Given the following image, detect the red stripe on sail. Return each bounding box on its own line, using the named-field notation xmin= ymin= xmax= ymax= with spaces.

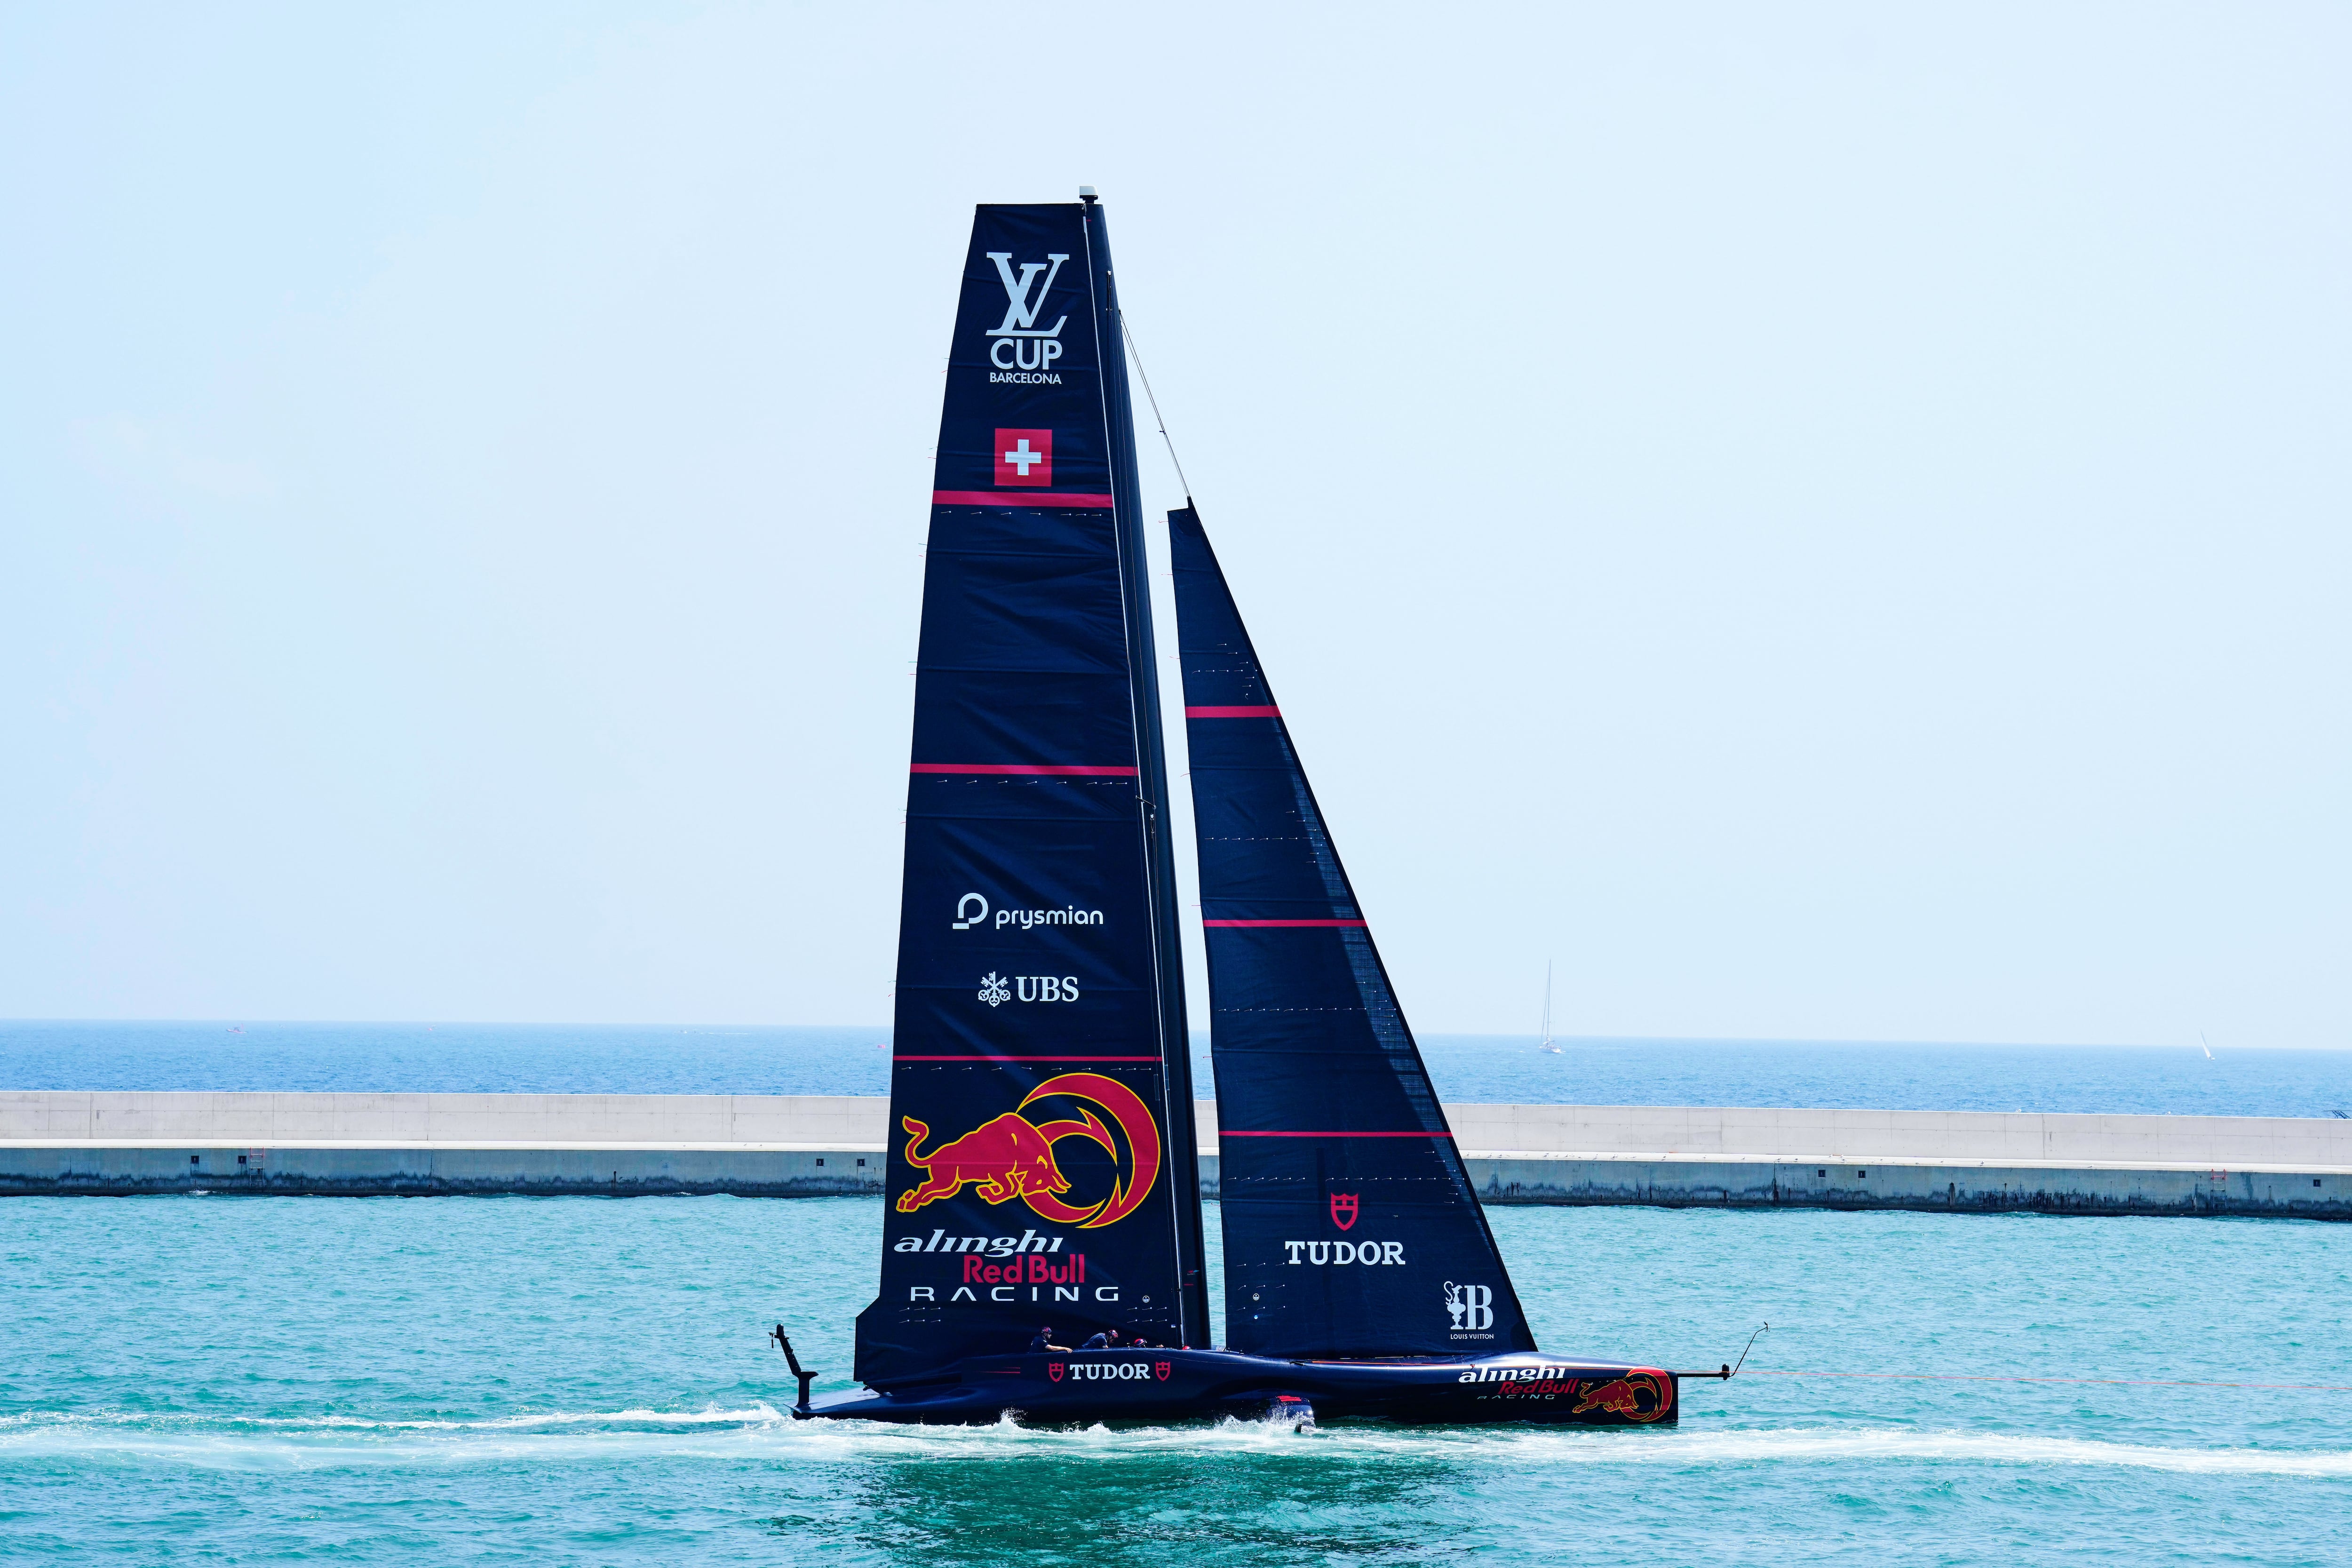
xmin=1185 ymin=705 xmax=1281 ymax=718
xmin=1221 ymin=1130 xmax=1455 ymax=1138
xmin=931 ymin=490 xmax=1116 ymax=508
xmin=1201 ymin=918 xmax=1367 ymax=927
xmin=893 ymin=1054 xmax=1162 ymax=1062
xmin=910 ymin=763 xmax=1139 ymax=776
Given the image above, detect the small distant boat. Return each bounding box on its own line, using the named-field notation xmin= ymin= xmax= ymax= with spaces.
xmin=2200 ymin=1030 xmax=2214 ymax=1061
xmin=1538 ymin=962 xmax=1560 ymax=1054
xmin=769 ymin=190 xmax=1722 ymax=1430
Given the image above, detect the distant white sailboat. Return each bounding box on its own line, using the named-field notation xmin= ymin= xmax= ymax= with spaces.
xmin=1538 ymin=961 xmax=1560 ymax=1054
xmin=2199 ymin=1029 xmax=2214 ymax=1061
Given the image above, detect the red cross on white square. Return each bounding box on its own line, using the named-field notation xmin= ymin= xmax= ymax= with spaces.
xmin=993 ymin=428 xmax=1052 ymax=487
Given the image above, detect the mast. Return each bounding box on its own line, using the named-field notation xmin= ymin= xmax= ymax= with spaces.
xmin=1081 ymin=192 xmax=1210 ymax=1347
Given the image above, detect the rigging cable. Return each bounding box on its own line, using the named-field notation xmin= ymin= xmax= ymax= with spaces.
xmin=1120 ymin=310 xmax=1193 ymax=504
xmin=1739 ymin=1371 xmax=2352 ymax=1393
xmin=1703 ymin=1325 xmax=2352 ymax=1393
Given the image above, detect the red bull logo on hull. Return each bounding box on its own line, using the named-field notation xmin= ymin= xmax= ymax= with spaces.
xmin=1568 ymin=1374 xmax=1672 ymax=1421
xmin=895 ymin=1072 xmax=1161 ymax=1229
xmin=1453 ymin=1364 xmax=1675 ymax=1422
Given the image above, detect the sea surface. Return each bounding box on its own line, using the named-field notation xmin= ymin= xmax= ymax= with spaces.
xmin=6 ymin=1019 xmax=2352 ymax=1117
xmin=2 ymin=1194 xmax=2347 ymax=1564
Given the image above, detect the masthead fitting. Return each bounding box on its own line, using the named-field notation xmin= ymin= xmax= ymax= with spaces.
xmin=1078 ymin=185 xmax=1098 ymax=203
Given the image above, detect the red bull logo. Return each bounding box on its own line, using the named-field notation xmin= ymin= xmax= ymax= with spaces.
xmin=1455 ymin=1364 xmax=1674 ymax=1420
xmin=896 ymin=1072 xmax=1160 ymax=1229
xmin=1569 ymin=1372 xmax=1673 ymax=1423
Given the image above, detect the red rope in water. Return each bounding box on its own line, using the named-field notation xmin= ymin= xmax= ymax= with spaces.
xmin=1738 ymin=1370 xmax=2352 ymax=1393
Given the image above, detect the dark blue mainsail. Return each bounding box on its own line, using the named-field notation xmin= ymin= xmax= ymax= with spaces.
xmin=853 ymin=202 xmax=1206 ymax=1387
xmin=1171 ymin=507 xmax=1537 ymax=1360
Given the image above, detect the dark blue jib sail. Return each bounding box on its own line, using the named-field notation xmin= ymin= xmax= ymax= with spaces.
xmin=853 ymin=202 xmax=1206 ymax=1387
xmin=1171 ymin=507 xmax=1536 ymax=1360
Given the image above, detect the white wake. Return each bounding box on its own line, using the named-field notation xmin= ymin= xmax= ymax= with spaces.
xmin=1 ymin=1409 xmax=2346 ymax=1478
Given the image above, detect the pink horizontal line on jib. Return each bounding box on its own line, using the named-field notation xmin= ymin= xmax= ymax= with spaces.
xmin=1185 ymin=705 xmax=1282 ymax=718
xmin=1223 ymin=1130 xmax=1454 ymax=1138
xmin=910 ymin=764 xmax=1139 ymax=776
xmin=1201 ymin=918 xmax=1367 ymax=927
xmin=931 ymin=490 xmax=1116 ymax=508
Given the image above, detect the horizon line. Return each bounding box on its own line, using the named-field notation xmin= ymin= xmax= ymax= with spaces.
xmin=0 ymin=1018 xmax=2340 ymax=1052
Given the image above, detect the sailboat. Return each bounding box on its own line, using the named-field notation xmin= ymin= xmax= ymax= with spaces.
xmin=1538 ymin=962 xmax=1561 ymax=1054
xmin=779 ymin=193 xmax=1704 ymax=1427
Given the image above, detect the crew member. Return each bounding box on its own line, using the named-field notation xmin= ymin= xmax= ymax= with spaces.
xmin=1080 ymin=1328 xmax=1123 ymax=1350
xmin=1027 ymin=1326 xmax=1070 ymax=1353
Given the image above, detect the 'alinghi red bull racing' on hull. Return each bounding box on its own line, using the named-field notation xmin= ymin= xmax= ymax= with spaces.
xmin=781 ymin=191 xmax=1721 ymax=1429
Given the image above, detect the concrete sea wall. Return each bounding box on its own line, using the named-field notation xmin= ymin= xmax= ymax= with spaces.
xmin=4 ymin=1091 xmax=2348 ymax=1218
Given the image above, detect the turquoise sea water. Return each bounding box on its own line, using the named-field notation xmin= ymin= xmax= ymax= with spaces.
xmin=3 ymin=1195 xmax=2347 ymax=1564
xmin=7 ymin=1020 xmax=2352 ymax=1116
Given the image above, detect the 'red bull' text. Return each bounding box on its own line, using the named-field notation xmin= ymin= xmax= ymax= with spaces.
xmin=964 ymin=1253 xmax=1085 ymax=1286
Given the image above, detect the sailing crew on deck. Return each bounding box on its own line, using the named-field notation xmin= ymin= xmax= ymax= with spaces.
xmin=1080 ymin=1329 xmax=1124 ymax=1350
xmin=1028 ymin=1327 xmax=1070 ymax=1353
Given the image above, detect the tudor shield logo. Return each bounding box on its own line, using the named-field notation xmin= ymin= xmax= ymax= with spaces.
xmin=1048 ymin=1361 xmax=1064 ymax=1382
xmin=1329 ymin=1193 xmax=1359 ymax=1231
xmin=1155 ymin=1361 xmax=1171 ymax=1382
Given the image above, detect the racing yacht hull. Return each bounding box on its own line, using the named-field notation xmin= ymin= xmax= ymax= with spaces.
xmin=800 ymin=1348 xmax=1680 ymax=1427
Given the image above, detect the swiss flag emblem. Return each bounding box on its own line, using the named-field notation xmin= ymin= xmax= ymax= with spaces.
xmin=993 ymin=428 xmax=1052 ymax=487
xmin=1047 ymin=1361 xmax=1064 ymax=1382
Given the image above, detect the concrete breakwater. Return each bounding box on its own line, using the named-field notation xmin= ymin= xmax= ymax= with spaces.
xmin=4 ymin=1091 xmax=2348 ymax=1218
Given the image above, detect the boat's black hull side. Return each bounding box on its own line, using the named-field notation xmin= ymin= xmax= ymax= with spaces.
xmin=799 ymin=1349 xmax=1678 ymax=1426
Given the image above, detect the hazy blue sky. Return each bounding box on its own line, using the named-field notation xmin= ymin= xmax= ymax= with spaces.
xmin=3 ymin=3 xmax=2345 ymax=1045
